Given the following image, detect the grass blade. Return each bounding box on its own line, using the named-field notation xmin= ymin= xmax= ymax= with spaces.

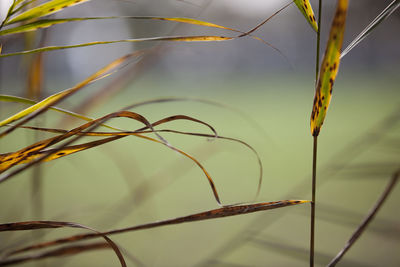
xmin=0 ymin=221 xmax=126 ymax=267
xmin=3 ymin=200 xmax=309 ymax=257
xmin=293 ymin=0 xmax=318 ymax=32
xmin=310 ymin=0 xmax=348 ymax=136
xmin=0 ymin=36 xmax=233 ymax=57
xmin=327 ymin=169 xmax=399 ymax=266
xmin=0 ymin=51 xmax=143 ymax=137
xmin=0 ymin=16 xmax=242 ymax=36
xmin=5 ymin=0 xmax=92 ymax=25
xmin=341 ymin=0 xmax=400 ymax=58
xmin=0 ymin=243 xmax=109 ymax=266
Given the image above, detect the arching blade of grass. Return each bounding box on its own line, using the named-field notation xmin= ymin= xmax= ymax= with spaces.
xmin=0 ymin=111 xmax=225 ymax=204
xmin=293 ymin=0 xmax=318 ymax=32
xmin=8 ymin=124 xmax=263 ymax=200
xmin=0 ymin=51 xmax=144 ymax=137
xmin=2 ymin=200 xmax=309 ymax=259
xmin=0 ymin=111 xmax=153 ymax=173
xmin=0 ymin=242 xmax=110 ymax=266
xmin=0 ymin=36 xmax=233 ymax=58
xmin=0 ymin=114 xmax=218 ymax=172
xmin=327 ymin=169 xmax=399 ymax=267
xmin=4 ymin=0 xmax=92 ymax=25
xmin=341 ymin=0 xmax=400 ymax=58
xmin=310 ymin=0 xmax=348 ymax=137
xmin=0 ymin=221 xmax=127 ymax=267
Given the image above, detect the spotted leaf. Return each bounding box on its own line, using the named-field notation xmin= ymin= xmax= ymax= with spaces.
xmin=294 ymin=0 xmax=318 ymax=32
xmin=311 ymin=0 xmax=348 ymax=136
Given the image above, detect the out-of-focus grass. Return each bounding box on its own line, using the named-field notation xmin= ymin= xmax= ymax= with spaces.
xmin=0 ymin=72 xmax=399 ymax=266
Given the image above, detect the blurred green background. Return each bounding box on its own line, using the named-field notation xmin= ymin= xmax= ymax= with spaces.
xmin=0 ymin=0 xmax=399 ymax=266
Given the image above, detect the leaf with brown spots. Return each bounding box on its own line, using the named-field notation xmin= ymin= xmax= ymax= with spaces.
xmin=1 ymin=200 xmax=309 ymax=260
xmin=293 ymin=0 xmax=318 ymax=32
xmin=5 ymin=0 xmax=92 ymax=25
xmin=310 ymin=0 xmax=348 ymax=136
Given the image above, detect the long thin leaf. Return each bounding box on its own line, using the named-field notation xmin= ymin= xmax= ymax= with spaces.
xmin=0 ymin=94 xmax=121 ymax=132
xmin=341 ymin=0 xmax=400 ymax=58
xmin=0 ymin=221 xmax=126 ymax=267
xmin=5 ymin=0 xmax=92 ymax=25
xmin=0 ymin=16 xmax=241 ymax=36
xmin=327 ymin=169 xmax=399 ymax=266
xmin=0 ymin=243 xmax=109 ymax=266
xmin=310 ymin=0 xmax=348 ymax=136
xmin=0 ymin=51 xmax=144 ymax=137
xmin=0 ymin=111 xmax=223 ymax=204
xmin=3 ymin=200 xmax=309 ymax=257
xmin=0 ymin=35 xmax=233 ymax=58
xmin=293 ymin=0 xmax=318 ymax=32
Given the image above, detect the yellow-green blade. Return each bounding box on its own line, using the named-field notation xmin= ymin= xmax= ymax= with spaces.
xmin=0 ymin=52 xmax=139 ymax=132
xmin=311 ymin=0 xmax=348 ymax=136
xmin=0 ymin=16 xmax=239 ymax=36
xmin=0 ymin=35 xmax=233 ymax=57
xmin=5 ymin=0 xmax=91 ymax=25
xmin=293 ymin=0 xmax=318 ymax=32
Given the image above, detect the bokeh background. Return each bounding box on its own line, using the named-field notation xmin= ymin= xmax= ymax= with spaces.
xmin=1 ymin=0 xmax=399 ymax=266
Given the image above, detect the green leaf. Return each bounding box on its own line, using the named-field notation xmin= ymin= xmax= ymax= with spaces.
xmin=5 ymin=0 xmax=92 ymax=25
xmin=310 ymin=0 xmax=348 ymax=136
xmin=293 ymin=0 xmax=318 ymax=32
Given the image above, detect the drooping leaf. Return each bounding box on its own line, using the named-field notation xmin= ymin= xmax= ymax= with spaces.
xmin=0 ymin=111 xmax=223 ymax=204
xmin=0 ymin=220 xmax=126 ymax=267
xmin=5 ymin=0 xmax=92 ymax=25
xmin=341 ymin=0 xmax=400 ymax=58
xmin=3 ymin=200 xmax=309 ymax=258
xmin=293 ymin=0 xmax=318 ymax=32
xmin=0 ymin=243 xmax=110 ymax=266
xmin=310 ymin=0 xmax=348 ymax=136
xmin=0 ymin=51 xmax=144 ymax=137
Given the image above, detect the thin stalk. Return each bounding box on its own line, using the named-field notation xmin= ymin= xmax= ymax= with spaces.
xmin=311 ymin=1 xmax=322 ymax=266
xmin=310 ymin=135 xmax=318 ymax=267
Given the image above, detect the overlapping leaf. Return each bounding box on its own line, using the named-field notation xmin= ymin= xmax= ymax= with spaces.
xmin=0 ymin=51 xmax=144 ymax=137
xmin=293 ymin=0 xmax=318 ymax=32
xmin=310 ymin=0 xmax=348 ymax=136
xmin=5 ymin=0 xmax=92 ymax=25
xmin=0 ymin=220 xmax=126 ymax=267
xmin=0 ymin=16 xmax=240 ymax=36
xmin=1 ymin=200 xmax=309 ymax=264
xmin=0 ymin=3 xmax=291 ymax=57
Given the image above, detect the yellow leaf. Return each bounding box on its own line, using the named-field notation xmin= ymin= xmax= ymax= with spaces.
xmin=311 ymin=0 xmax=348 ymax=136
xmin=294 ymin=0 xmax=318 ymax=32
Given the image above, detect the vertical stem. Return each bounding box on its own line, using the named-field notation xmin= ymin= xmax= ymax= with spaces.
xmin=311 ymin=2 xmax=322 ymax=266
xmin=310 ymin=135 xmax=318 ymax=267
